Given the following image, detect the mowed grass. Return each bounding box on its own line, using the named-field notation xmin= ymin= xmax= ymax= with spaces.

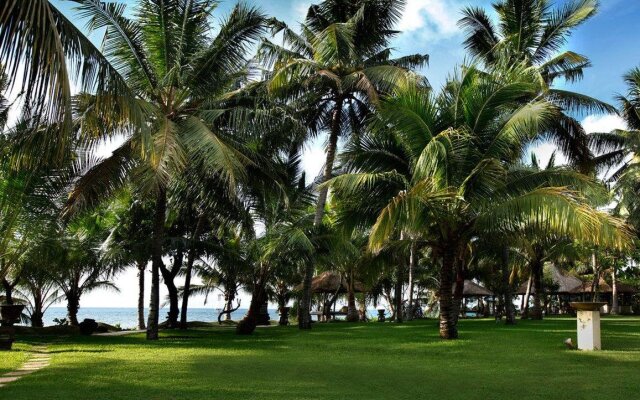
xmin=0 ymin=342 xmax=31 ymax=375
xmin=1 ymin=317 xmax=639 ymax=399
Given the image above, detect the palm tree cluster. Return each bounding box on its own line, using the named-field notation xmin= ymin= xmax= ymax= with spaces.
xmin=0 ymin=0 xmax=637 ymax=341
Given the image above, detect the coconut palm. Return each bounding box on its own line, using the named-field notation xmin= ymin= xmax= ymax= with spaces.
xmin=15 ymin=243 xmax=65 ymax=327
xmin=590 ymin=68 xmax=640 ymax=228
xmin=260 ymin=0 xmax=428 ymax=330
xmin=0 ymin=1 xmax=137 ymax=165
xmin=459 ymin=0 xmax=615 ymax=171
xmin=102 ymin=193 xmax=154 ymax=330
xmin=328 ymin=63 xmax=631 ymax=339
xmin=60 ymin=1 xmax=268 ymax=340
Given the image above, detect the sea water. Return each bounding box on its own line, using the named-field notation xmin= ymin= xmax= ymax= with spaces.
xmin=40 ymin=307 xmax=269 ymax=329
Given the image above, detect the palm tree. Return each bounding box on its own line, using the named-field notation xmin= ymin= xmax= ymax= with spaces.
xmin=102 ymin=194 xmax=154 ymax=330
xmin=459 ymin=0 xmax=615 ymax=171
xmin=15 ymin=243 xmax=65 ymax=327
xmin=260 ymin=0 xmax=428 ymax=330
xmin=60 ymin=1 xmax=269 ymax=340
xmin=236 ymin=152 xmax=317 ymax=334
xmin=49 ymin=210 xmax=121 ymax=326
xmin=0 ymin=1 xmax=135 ymax=165
xmin=328 ymin=63 xmax=631 ymax=339
xmin=590 ymin=67 xmax=640 ymax=228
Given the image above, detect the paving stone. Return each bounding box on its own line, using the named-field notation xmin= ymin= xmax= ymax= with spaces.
xmin=0 ymin=377 xmax=20 ymax=384
xmin=4 ymin=370 xmax=34 ymax=377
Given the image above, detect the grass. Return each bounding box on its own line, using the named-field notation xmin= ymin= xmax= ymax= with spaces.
xmin=0 ymin=342 xmax=31 ymax=375
xmin=1 ymin=317 xmax=639 ymax=399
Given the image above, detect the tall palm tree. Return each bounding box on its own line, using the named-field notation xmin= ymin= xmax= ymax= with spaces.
xmin=590 ymin=67 xmax=640 ymax=228
xmin=328 ymin=63 xmax=631 ymax=339
xmin=102 ymin=193 xmax=154 ymax=330
xmin=60 ymin=1 xmax=268 ymax=340
xmin=459 ymin=0 xmax=615 ymax=171
xmin=260 ymin=0 xmax=428 ymax=330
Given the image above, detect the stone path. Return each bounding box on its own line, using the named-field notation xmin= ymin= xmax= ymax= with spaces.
xmin=0 ymin=345 xmax=49 ymax=388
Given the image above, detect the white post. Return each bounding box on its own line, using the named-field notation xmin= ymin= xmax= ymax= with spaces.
xmin=576 ymin=310 xmax=601 ymax=350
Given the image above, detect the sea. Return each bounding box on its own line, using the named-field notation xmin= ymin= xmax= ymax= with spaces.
xmin=39 ymin=307 xmax=272 ymax=329
xmin=34 ymin=306 xmax=386 ymax=328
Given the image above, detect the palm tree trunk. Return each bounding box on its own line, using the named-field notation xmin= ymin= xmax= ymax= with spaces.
xmin=161 ymin=268 xmax=179 ymax=328
xmin=301 ymin=98 xmax=343 ymax=330
xmin=67 ymin=293 xmax=80 ymax=326
xmin=346 ymin=273 xmax=358 ymax=322
xmin=147 ymin=188 xmax=167 ymax=341
xmin=521 ymin=273 xmax=533 ymax=319
xmin=31 ymin=290 xmax=44 ymax=328
xmin=502 ymin=246 xmax=515 ymax=325
xmin=237 ymin=276 xmax=266 ymax=335
xmin=452 ymin=264 xmax=464 ymax=324
xmin=2 ymin=278 xmax=13 ymax=304
xmin=531 ymin=258 xmax=543 ymax=320
xmin=611 ymin=265 xmax=619 ymax=314
xmin=591 ymin=251 xmax=600 ymax=302
xmin=137 ymin=260 xmax=146 ymax=330
xmin=407 ymin=241 xmax=416 ymax=320
xmin=439 ymin=245 xmax=458 ymax=339
xmin=180 ymin=215 xmax=205 ymax=329
xmin=395 ymin=263 xmax=404 ymax=323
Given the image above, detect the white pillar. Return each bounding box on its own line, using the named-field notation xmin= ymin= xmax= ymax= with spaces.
xmin=576 ymin=310 xmax=601 ymax=350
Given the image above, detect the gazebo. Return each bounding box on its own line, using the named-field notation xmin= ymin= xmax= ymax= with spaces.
xmin=571 ymin=278 xmax=637 ymax=314
xmin=516 ymin=264 xmax=583 ymax=296
xmin=295 ymin=271 xmax=365 ymax=320
xmin=454 ymin=280 xmax=494 ymax=317
xmin=294 ymin=271 xmax=365 ymax=294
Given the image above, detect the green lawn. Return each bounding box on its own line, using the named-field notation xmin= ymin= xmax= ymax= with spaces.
xmin=1 ymin=317 xmax=639 ymax=399
xmin=0 ymin=342 xmax=31 ymax=375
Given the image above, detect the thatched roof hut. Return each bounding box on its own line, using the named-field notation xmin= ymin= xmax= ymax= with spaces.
xmin=294 ymin=271 xmax=366 ymax=294
xmin=571 ymin=278 xmax=637 ymax=294
xmin=453 ymin=280 xmax=494 ymax=297
xmin=516 ymin=264 xmax=583 ymax=295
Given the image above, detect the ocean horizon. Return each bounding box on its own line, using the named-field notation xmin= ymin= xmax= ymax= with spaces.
xmin=27 ymin=306 xmax=388 ymax=328
xmin=37 ymin=307 xmax=272 ymax=329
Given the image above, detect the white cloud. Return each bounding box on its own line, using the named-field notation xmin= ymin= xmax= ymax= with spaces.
xmin=398 ymin=0 xmax=460 ymax=39
xmin=581 ymin=114 xmax=627 ymax=134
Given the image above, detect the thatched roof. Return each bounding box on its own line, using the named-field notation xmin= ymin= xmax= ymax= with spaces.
xmin=516 ymin=264 xmax=583 ymax=295
xmin=294 ymin=271 xmax=366 ymax=294
xmin=571 ymin=278 xmax=637 ymax=294
xmin=453 ymin=280 xmax=494 ymax=297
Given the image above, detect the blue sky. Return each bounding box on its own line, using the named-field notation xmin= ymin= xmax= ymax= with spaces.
xmin=50 ymin=0 xmax=640 ymax=309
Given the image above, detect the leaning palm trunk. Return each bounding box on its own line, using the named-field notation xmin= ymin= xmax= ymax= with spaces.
xmin=439 ymin=246 xmax=458 ymax=339
xmin=521 ymin=273 xmax=533 ymax=319
xmin=147 ymin=189 xmax=167 ymax=341
xmin=237 ymin=266 xmax=268 ymax=335
xmin=300 ymin=100 xmax=344 ymax=330
xmin=137 ymin=260 xmax=146 ymax=330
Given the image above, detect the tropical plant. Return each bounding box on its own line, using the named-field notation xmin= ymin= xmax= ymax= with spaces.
xmin=459 ymin=0 xmax=615 ymax=171
xmin=260 ymin=0 xmax=429 ymax=330
xmin=60 ymin=0 xmax=269 ymax=340
xmin=328 ymin=63 xmax=631 ymax=339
